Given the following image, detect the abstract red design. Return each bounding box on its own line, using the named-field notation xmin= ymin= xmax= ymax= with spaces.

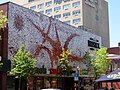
xmin=14 ymin=14 xmax=24 ymax=31
xmin=28 ymin=18 xmax=84 ymax=68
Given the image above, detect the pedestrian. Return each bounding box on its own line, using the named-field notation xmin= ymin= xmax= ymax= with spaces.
xmin=105 ymin=84 xmax=108 ymax=90
xmin=51 ymin=79 xmax=57 ymax=88
xmin=44 ymin=80 xmax=50 ymax=89
xmin=110 ymin=87 xmax=115 ymax=90
xmin=105 ymin=87 xmax=108 ymax=90
xmin=80 ymin=85 xmax=84 ymax=90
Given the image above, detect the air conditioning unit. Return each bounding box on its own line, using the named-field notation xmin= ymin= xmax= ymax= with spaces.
xmin=75 ymin=14 xmax=78 ymax=16
xmin=74 ymin=22 xmax=78 ymax=25
xmin=64 ymin=16 xmax=68 ymax=18
xmin=65 ymin=8 xmax=68 ymax=10
xmin=55 ymin=10 xmax=59 ymax=13
xmin=75 ymin=6 xmax=78 ymax=8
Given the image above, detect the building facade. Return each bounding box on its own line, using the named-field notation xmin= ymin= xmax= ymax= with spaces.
xmin=0 ymin=2 xmax=101 ymax=70
xmin=10 ymin=0 xmax=110 ymax=47
xmin=0 ymin=2 xmax=102 ymax=89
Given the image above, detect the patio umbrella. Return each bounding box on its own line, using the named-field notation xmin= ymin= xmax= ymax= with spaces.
xmin=95 ymin=68 xmax=120 ymax=82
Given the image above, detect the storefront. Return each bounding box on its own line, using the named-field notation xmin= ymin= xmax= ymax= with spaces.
xmin=7 ymin=74 xmax=95 ymax=90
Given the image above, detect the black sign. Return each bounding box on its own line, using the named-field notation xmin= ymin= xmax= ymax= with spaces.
xmin=0 ymin=59 xmax=11 ymax=72
xmin=88 ymin=40 xmax=100 ymax=48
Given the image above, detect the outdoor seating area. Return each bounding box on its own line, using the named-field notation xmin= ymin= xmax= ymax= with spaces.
xmin=95 ymin=68 xmax=120 ymax=89
xmin=7 ymin=74 xmax=95 ymax=90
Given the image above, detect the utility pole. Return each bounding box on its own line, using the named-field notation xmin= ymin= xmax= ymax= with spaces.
xmin=0 ymin=27 xmax=8 ymax=90
xmin=0 ymin=10 xmax=8 ymax=90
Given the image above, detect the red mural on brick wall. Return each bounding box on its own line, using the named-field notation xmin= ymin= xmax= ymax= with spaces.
xmin=28 ymin=18 xmax=84 ymax=68
xmin=14 ymin=14 xmax=24 ymax=31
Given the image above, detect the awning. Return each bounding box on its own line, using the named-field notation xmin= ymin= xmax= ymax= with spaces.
xmin=108 ymin=54 xmax=120 ymax=63
xmin=111 ymin=58 xmax=120 ymax=63
xmin=95 ymin=69 xmax=120 ymax=82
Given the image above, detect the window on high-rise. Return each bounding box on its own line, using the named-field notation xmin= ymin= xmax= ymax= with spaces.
xmin=73 ymin=18 xmax=81 ymax=24
xmin=54 ymin=0 xmax=62 ymax=4
xmin=54 ymin=14 xmax=61 ymax=19
xmin=54 ymin=6 xmax=61 ymax=12
xmin=72 ymin=10 xmax=80 ymax=15
xmin=64 ymin=20 xmax=71 ymax=24
xmin=46 ymin=1 xmax=52 ymax=7
xmin=38 ymin=3 xmax=44 ymax=9
xmin=72 ymin=1 xmax=80 ymax=7
xmin=63 ymin=12 xmax=71 ymax=17
xmin=63 ymin=4 xmax=70 ymax=10
xmin=39 ymin=11 xmax=44 ymax=14
xmin=48 ymin=15 xmax=53 ymax=18
xmin=46 ymin=9 xmax=52 ymax=14
xmin=28 ymin=0 xmax=34 ymax=2
xmin=30 ymin=5 xmax=36 ymax=10
xmin=63 ymin=0 xmax=70 ymax=2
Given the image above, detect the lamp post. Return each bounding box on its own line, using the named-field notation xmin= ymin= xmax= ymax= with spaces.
xmin=0 ymin=56 xmax=1 ymax=61
xmin=73 ymin=66 xmax=80 ymax=90
xmin=77 ymin=66 xmax=80 ymax=90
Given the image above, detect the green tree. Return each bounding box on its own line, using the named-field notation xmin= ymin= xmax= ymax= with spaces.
xmin=0 ymin=10 xmax=8 ymax=28
xmin=11 ymin=45 xmax=37 ymax=90
xmin=91 ymin=47 xmax=111 ymax=75
xmin=84 ymin=52 xmax=93 ymax=71
xmin=11 ymin=45 xmax=37 ymax=79
xmin=58 ymin=48 xmax=72 ymax=76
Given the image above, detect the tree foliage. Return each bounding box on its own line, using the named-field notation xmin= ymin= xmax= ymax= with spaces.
xmin=0 ymin=10 xmax=8 ymax=28
xmin=58 ymin=48 xmax=72 ymax=75
xmin=83 ymin=52 xmax=93 ymax=70
xmin=11 ymin=46 xmax=37 ymax=79
xmin=91 ymin=47 xmax=110 ymax=75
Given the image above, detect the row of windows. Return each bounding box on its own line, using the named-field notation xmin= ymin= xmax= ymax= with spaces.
xmin=30 ymin=1 xmax=80 ymax=10
xmin=38 ymin=12 xmax=80 ymax=24
xmin=39 ymin=10 xmax=80 ymax=17
xmin=54 ymin=0 xmax=71 ymax=4
xmin=28 ymin=0 xmax=34 ymax=2
xmin=63 ymin=18 xmax=81 ymax=24
xmin=28 ymin=0 xmax=72 ymax=3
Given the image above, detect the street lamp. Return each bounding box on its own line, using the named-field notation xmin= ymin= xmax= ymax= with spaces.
xmin=77 ymin=66 xmax=80 ymax=90
xmin=0 ymin=56 xmax=1 ymax=61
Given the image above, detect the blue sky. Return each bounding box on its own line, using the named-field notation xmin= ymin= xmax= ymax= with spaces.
xmin=0 ymin=0 xmax=120 ymax=47
xmin=108 ymin=0 xmax=120 ymax=47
